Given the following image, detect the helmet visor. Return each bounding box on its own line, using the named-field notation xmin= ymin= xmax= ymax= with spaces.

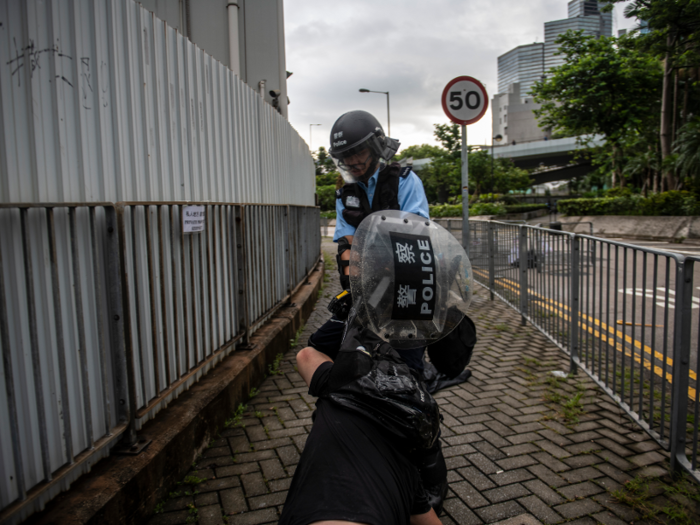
xmin=331 ymin=134 xmax=400 ymax=183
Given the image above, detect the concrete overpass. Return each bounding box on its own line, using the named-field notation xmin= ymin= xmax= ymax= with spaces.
xmin=409 ymin=136 xmax=605 ymax=185
xmin=492 ymin=135 xmax=604 ymax=184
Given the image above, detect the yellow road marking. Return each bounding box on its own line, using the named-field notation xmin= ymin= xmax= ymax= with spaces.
xmin=473 ymin=267 xmax=697 ymax=400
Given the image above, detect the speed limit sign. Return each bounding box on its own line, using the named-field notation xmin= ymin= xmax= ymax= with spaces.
xmin=441 ymin=76 xmax=488 ymax=125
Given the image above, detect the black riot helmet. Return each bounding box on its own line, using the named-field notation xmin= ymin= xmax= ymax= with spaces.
xmin=329 ymin=110 xmax=400 ymax=182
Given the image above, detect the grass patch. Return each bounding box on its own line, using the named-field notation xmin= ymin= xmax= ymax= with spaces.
xmin=290 ymin=324 xmax=305 ymax=349
xmin=612 ymin=471 xmax=700 ymax=525
xmin=248 ymin=387 xmax=259 ymax=398
xmin=268 ymin=353 xmax=285 ymax=376
xmin=523 ymin=357 xmax=542 ymax=367
xmin=224 ymin=403 xmax=247 ymax=428
xmin=180 ymin=475 xmax=205 ymax=486
xmin=562 ymin=391 xmax=585 ymax=423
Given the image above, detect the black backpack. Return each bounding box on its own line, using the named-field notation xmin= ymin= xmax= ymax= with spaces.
xmin=322 ymin=322 xmax=441 ymax=451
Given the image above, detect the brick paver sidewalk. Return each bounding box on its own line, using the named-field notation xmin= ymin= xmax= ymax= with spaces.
xmin=147 ymin=239 xmax=683 ymax=525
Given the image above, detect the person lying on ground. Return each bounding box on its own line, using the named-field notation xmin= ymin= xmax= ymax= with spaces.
xmin=278 ymin=344 xmax=442 ymax=525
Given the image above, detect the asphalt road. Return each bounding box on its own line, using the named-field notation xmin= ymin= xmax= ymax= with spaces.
xmin=453 ymin=226 xmax=700 ymax=417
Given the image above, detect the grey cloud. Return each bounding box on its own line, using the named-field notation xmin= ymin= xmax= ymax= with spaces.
xmin=285 ymin=0 xmax=634 ymax=152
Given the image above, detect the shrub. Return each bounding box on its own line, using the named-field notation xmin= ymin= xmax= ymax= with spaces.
xmin=558 ymin=191 xmax=700 ymax=216
xmin=470 ymin=202 xmax=506 ymax=216
xmin=429 ymin=204 xmax=464 ymax=217
xmin=320 ymin=210 xmax=337 ymax=219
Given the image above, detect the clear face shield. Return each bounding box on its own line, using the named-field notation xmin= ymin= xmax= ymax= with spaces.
xmin=349 ymin=210 xmax=473 ymax=349
xmin=332 ymin=134 xmax=400 ymax=183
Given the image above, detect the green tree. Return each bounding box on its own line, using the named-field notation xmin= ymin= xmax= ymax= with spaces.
xmin=674 ymin=117 xmax=700 ymax=186
xmin=531 ymin=32 xmax=662 ymax=188
xmin=393 ymin=144 xmax=443 ymax=162
xmin=314 ymin=146 xmax=336 ymax=175
xmin=314 ymin=146 xmax=342 ymax=191
xmin=607 ymin=0 xmax=700 ymax=189
xmin=410 ymin=124 xmax=532 ymax=202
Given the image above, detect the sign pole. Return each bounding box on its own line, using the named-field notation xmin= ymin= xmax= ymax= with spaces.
xmin=441 ymin=75 xmax=488 ymax=255
xmin=461 ymin=124 xmax=469 ymax=256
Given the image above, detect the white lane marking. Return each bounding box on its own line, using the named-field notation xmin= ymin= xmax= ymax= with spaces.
xmin=618 ymin=287 xmax=700 ymax=309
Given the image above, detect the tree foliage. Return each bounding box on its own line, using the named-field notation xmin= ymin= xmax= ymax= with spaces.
xmin=532 ymin=32 xmax=662 ymax=187
xmin=413 ymin=123 xmax=531 ymax=203
xmin=394 ymin=144 xmax=443 ymax=162
xmin=313 ymin=146 xmax=342 ymax=210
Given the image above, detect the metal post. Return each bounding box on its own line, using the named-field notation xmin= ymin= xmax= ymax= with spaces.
xmin=105 ymin=207 xmax=130 ymax=429
xmin=113 ymin=205 xmax=150 ymax=454
xmin=461 ymin=124 xmax=469 ymax=256
xmin=386 ymin=92 xmax=390 ymax=137
xmin=569 ymin=235 xmax=580 ymax=374
xmin=234 ymin=205 xmax=251 ymax=346
xmin=487 ymin=222 xmax=495 ymax=300
xmin=491 ymin=141 xmax=494 ymax=195
xmin=670 ymin=258 xmax=693 ymax=475
xmin=519 ymin=225 xmax=528 ymax=325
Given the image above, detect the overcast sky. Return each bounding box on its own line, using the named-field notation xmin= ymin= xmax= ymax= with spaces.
xmin=283 ymin=0 xmax=637 ymax=155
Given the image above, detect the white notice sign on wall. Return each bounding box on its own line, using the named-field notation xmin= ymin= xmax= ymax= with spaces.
xmin=183 ymin=205 xmax=205 ymax=233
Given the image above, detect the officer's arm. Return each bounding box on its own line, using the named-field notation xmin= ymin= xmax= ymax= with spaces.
xmin=339 ymin=235 xmax=353 ymax=276
xmin=398 ymin=172 xmax=430 ymax=219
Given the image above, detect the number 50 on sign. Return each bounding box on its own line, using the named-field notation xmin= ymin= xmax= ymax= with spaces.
xmin=441 ymin=76 xmax=488 ymax=126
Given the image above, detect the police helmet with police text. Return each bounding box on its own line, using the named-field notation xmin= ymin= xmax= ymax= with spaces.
xmin=348 ymin=210 xmax=473 ymax=349
xmin=329 ymin=110 xmax=400 ymax=182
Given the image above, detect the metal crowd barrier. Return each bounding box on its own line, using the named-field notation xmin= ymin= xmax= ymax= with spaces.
xmin=0 ymin=202 xmax=321 ymax=524
xmin=464 ymin=220 xmax=700 ymax=482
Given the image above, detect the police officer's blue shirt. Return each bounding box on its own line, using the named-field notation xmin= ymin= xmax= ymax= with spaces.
xmin=334 ymin=168 xmax=430 ymax=242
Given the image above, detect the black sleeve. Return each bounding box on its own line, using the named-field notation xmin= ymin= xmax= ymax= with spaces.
xmin=309 ymin=361 xmax=334 ymax=397
xmin=411 ymin=483 xmax=432 ymax=516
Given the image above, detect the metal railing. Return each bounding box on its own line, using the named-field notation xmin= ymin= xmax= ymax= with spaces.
xmin=451 ymin=219 xmax=700 ymax=482
xmin=0 ymin=202 xmax=320 ymax=524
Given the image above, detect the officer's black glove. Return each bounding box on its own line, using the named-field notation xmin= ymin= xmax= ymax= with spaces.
xmin=327 ymin=289 xmax=353 ymax=320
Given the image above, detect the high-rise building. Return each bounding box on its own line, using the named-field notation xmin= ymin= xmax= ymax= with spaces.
xmin=492 ymin=1 xmax=613 ymax=143
xmin=545 ymin=2 xmax=612 ymax=70
xmin=497 ymin=43 xmax=544 ymax=95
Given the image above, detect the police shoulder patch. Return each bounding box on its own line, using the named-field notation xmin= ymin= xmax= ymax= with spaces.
xmin=399 ymin=167 xmax=412 ymax=178
xmin=335 ymin=188 xmax=343 ymax=199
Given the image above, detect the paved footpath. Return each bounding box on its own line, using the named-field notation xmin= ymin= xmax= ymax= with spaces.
xmin=147 ymin=239 xmax=690 ymax=525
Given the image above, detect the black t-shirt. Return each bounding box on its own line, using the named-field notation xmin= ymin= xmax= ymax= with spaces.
xmin=279 ymin=361 xmax=430 ymax=525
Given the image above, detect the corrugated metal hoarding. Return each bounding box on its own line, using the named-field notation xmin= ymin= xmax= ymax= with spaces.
xmin=0 ymin=0 xmax=314 ymax=205
xmin=0 ymin=0 xmax=319 ymax=523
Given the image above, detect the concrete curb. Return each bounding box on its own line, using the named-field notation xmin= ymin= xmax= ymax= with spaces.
xmin=25 ymin=260 xmax=325 ymax=525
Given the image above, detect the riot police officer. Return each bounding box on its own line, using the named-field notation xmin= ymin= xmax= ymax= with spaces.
xmin=310 ymin=110 xmax=430 ymax=371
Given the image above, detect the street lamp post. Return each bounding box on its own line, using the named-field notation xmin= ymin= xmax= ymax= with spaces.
xmin=359 ymin=89 xmax=390 ymax=136
xmin=491 ymin=134 xmax=503 ymax=194
xmin=309 ymin=124 xmax=321 ymax=150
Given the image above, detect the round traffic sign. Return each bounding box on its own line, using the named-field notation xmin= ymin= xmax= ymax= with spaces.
xmin=441 ymin=76 xmax=489 ymax=126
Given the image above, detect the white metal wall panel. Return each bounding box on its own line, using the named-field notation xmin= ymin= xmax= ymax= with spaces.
xmin=0 ymin=0 xmax=314 ymax=206
xmin=0 ymin=0 xmax=317 ymax=521
xmin=0 ymin=205 xmax=127 ymax=524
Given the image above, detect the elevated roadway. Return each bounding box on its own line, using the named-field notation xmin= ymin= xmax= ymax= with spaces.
xmin=492 ymin=135 xmax=604 ymax=184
